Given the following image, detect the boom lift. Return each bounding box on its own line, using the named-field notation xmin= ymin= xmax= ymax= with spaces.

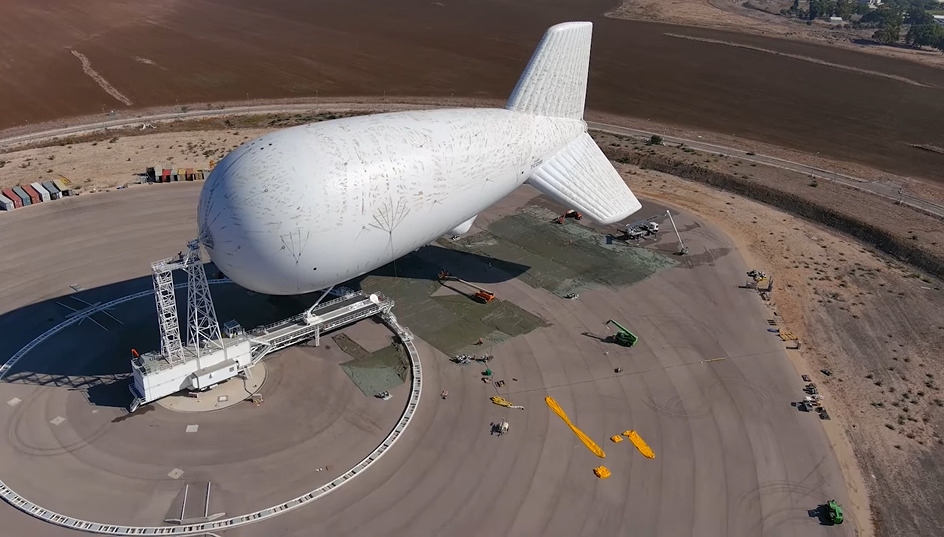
xmin=438 ymin=269 xmax=496 ymax=303
xmin=555 ymin=209 xmax=583 ymax=224
xmin=605 ymin=319 xmax=639 ymax=347
xmin=619 ymin=210 xmax=687 ymax=255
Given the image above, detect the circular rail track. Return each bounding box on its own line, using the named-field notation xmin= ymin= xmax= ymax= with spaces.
xmin=0 ymin=280 xmax=424 ymax=536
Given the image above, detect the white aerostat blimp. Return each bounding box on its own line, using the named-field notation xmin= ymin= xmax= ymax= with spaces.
xmin=198 ymin=21 xmax=642 ymax=295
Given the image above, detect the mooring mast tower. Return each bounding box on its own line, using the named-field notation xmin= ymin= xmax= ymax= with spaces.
xmin=184 ymin=239 xmax=223 ymax=358
xmin=150 ymin=239 xmax=222 ymax=366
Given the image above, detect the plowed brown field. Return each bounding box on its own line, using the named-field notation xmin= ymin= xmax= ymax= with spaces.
xmin=1 ymin=0 xmax=943 ymax=181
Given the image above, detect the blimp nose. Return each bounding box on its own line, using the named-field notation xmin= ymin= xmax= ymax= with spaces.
xmin=196 ymin=141 xmax=300 ymax=295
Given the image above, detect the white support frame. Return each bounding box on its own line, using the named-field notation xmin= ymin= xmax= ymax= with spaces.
xmin=183 ymin=239 xmax=223 ymax=358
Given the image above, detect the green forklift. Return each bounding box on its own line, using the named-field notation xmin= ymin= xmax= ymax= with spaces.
xmin=605 ymin=320 xmax=639 ymax=347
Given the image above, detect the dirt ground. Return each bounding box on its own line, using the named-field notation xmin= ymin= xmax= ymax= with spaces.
xmin=592 ymin=131 xmax=944 ymax=268
xmin=621 ymin=163 xmax=944 ymax=537
xmin=0 ymin=128 xmax=266 ymax=193
xmin=607 ymin=0 xmax=944 ymax=68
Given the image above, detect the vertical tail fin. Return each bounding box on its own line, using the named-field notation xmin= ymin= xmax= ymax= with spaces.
xmin=506 ymin=22 xmax=592 ymax=120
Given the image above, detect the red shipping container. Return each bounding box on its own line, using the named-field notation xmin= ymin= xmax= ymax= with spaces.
xmin=21 ymin=184 xmax=41 ymax=204
xmin=2 ymin=188 xmax=22 ymax=208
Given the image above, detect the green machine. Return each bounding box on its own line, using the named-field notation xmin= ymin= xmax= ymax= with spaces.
xmin=605 ymin=320 xmax=639 ymax=347
xmin=826 ymin=500 xmax=843 ymax=524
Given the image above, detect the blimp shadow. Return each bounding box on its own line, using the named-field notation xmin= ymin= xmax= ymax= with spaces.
xmin=0 ymin=274 xmax=166 ymax=407
xmin=348 ymin=243 xmax=530 ymax=289
xmin=0 ymin=262 xmax=375 ymax=408
xmin=0 ymin=245 xmax=524 ymax=406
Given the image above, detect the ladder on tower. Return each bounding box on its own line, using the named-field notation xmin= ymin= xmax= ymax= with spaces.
xmin=151 ymin=258 xmax=185 ymax=365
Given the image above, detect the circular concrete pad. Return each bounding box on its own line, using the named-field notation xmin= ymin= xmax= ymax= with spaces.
xmin=156 ymin=363 xmax=267 ymax=412
xmin=0 ymin=184 xmax=856 ymax=536
xmin=0 ymin=338 xmax=407 ymax=526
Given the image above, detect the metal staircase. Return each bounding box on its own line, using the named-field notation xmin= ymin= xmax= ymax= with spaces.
xmin=151 ymin=258 xmax=185 ymax=365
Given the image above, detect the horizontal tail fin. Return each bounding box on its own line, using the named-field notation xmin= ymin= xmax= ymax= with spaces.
xmin=527 ymin=132 xmax=642 ymax=225
xmin=506 ymin=22 xmax=592 ymax=120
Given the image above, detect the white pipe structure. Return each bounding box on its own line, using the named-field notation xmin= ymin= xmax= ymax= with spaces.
xmin=664 ymin=209 xmax=688 ymax=255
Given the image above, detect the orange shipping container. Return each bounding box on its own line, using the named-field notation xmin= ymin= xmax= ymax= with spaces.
xmin=20 ymin=184 xmax=41 ymax=204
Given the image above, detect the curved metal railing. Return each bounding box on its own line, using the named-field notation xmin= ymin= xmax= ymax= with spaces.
xmin=0 ymin=282 xmax=423 ymax=535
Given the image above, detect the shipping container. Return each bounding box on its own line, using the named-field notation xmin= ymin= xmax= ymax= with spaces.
xmin=21 ymin=184 xmax=41 ymax=204
xmin=146 ymin=167 xmax=156 ymax=182
xmin=161 ymin=169 xmax=171 ymax=183
xmin=31 ymin=182 xmax=51 ymax=202
xmin=177 ymin=168 xmax=186 ymax=181
xmin=185 ymin=168 xmax=195 ymax=181
xmin=12 ymin=186 xmax=31 ymax=206
xmin=0 ymin=192 xmax=14 ymax=211
xmin=42 ymin=181 xmax=62 ymax=200
xmin=52 ymin=178 xmax=72 ymax=196
xmin=1 ymin=188 xmax=22 ymax=208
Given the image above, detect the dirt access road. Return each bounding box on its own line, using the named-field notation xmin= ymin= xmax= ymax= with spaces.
xmin=3 ymin=100 xmax=942 ymax=218
xmin=1 ymin=0 xmax=944 ymax=182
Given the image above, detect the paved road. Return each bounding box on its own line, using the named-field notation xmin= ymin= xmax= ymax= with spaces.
xmin=586 ymin=122 xmax=944 ymax=218
xmin=2 ymin=102 xmax=942 ymax=219
xmin=0 ymin=184 xmax=857 ymax=536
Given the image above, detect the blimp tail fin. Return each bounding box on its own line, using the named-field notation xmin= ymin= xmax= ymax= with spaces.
xmin=528 ymin=132 xmax=642 ymax=225
xmin=506 ymin=22 xmax=592 ymax=121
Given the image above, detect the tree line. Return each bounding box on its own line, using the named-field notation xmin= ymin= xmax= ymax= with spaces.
xmin=786 ymin=0 xmax=944 ymax=51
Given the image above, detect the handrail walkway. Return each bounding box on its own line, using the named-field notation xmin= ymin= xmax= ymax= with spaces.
xmin=0 ymin=282 xmax=423 ymax=535
xmin=248 ymin=292 xmax=394 ymax=363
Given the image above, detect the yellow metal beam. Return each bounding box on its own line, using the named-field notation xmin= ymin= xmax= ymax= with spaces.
xmin=546 ymin=397 xmax=605 ymax=458
xmin=622 ymin=430 xmax=655 ymax=459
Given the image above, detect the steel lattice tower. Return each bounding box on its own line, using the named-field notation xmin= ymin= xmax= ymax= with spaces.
xmin=151 ymin=258 xmax=185 ymax=365
xmin=183 ymin=239 xmax=223 ymax=358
